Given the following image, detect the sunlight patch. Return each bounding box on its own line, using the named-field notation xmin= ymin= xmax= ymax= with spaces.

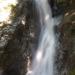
xmin=0 ymin=0 xmax=18 ymax=26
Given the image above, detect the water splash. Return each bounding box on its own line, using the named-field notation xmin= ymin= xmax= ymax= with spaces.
xmin=27 ymin=0 xmax=63 ymax=75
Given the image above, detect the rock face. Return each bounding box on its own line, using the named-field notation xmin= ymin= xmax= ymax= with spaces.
xmin=55 ymin=5 xmax=75 ymax=75
xmin=0 ymin=0 xmax=75 ymax=75
xmin=0 ymin=0 xmax=40 ymax=75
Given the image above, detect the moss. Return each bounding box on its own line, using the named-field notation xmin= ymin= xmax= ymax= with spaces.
xmin=69 ymin=69 xmax=75 ymax=75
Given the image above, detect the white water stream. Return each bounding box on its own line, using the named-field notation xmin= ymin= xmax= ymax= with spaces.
xmin=27 ymin=0 xmax=63 ymax=75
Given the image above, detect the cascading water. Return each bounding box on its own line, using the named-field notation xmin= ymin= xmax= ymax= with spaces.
xmin=27 ymin=0 xmax=63 ymax=75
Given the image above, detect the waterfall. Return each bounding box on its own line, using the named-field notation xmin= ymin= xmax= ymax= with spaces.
xmin=26 ymin=0 xmax=63 ymax=75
